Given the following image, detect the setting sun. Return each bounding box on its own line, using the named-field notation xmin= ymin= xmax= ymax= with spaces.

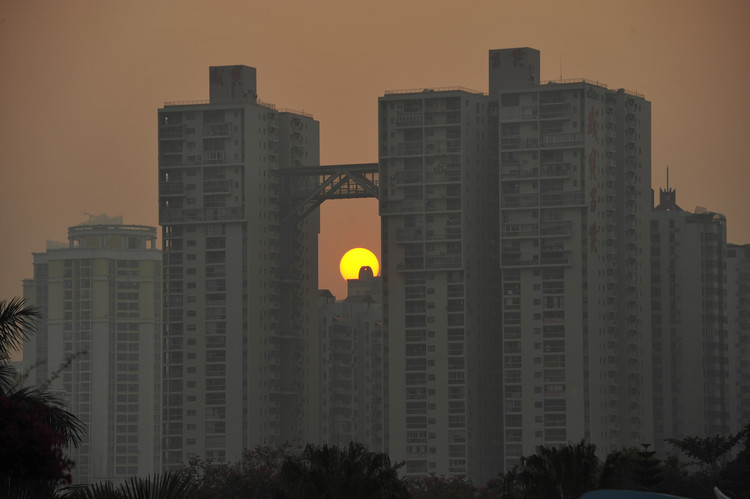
xmin=339 ymin=248 xmax=379 ymax=280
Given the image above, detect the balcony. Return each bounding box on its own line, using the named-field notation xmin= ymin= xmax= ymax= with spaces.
xmin=424 ymin=140 xmax=461 ymax=154
xmin=424 ymin=228 xmax=462 ymax=241
xmin=159 ymin=182 xmax=184 ymax=196
xmin=393 ymin=172 xmax=424 ymax=185
xmin=202 ymin=150 xmax=225 ymax=164
xmin=501 ymin=137 xmax=539 ymax=150
xmin=424 ymin=113 xmax=460 ymax=126
xmin=425 ymin=199 xmax=461 ymax=212
xmin=425 ymin=255 xmax=462 ymax=269
xmin=501 ymin=166 xmax=538 ymax=180
xmin=395 ymin=141 xmax=424 ymax=156
xmin=396 ymin=113 xmax=423 ymax=127
xmin=540 ymin=221 xmax=571 ymax=236
xmin=159 ymin=125 xmax=184 ymax=140
xmin=397 ymin=260 xmax=425 ymax=272
xmin=540 ymin=252 xmax=569 ymax=265
xmin=539 ymin=191 xmax=584 ymax=207
xmin=502 ymin=224 xmax=538 ymax=238
xmin=396 ymin=228 xmax=423 ymax=242
xmin=499 ymin=106 xmax=538 ymax=121
xmin=542 ymin=133 xmax=584 ymax=148
xmin=203 ymin=122 xmax=232 ymax=137
xmin=501 ymin=193 xmax=538 ymax=209
xmin=501 ymin=254 xmax=569 ymax=267
xmin=159 ymin=155 xmax=184 ymax=167
xmin=538 ymin=104 xmax=570 ymax=120
xmin=160 ymin=208 xmax=202 ymax=224
xmin=381 ymin=200 xmax=422 ymax=215
xmin=540 ymin=163 xmax=571 ymax=177
xmin=204 ymin=207 xmax=244 ymax=221
xmin=425 ymin=169 xmax=461 ymax=183
xmin=203 ymin=180 xmax=232 ymax=194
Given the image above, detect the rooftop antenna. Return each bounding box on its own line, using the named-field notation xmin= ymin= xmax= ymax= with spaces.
xmin=559 ymin=54 xmax=563 ymax=81
xmin=666 ymin=165 xmax=669 ymax=190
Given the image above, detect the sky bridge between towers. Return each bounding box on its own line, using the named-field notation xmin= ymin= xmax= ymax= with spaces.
xmin=280 ymin=163 xmax=380 ymax=223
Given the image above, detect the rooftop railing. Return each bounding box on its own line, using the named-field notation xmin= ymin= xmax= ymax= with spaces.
xmin=540 ymin=78 xmax=645 ymax=98
xmin=384 ymin=86 xmax=486 ymax=96
xmin=278 ymin=108 xmax=314 ymax=119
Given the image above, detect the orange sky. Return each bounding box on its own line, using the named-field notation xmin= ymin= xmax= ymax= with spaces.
xmin=1 ymin=0 xmax=749 ymax=304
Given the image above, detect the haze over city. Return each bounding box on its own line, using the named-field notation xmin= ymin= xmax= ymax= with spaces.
xmin=3 ymin=1 xmax=750 ymax=495
xmin=1 ymin=0 xmax=749 ymax=303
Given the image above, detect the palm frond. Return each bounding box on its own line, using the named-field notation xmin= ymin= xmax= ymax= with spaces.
xmin=0 ymin=297 xmax=39 ymax=356
xmin=0 ymin=362 xmax=22 ymax=395
xmin=119 ymin=473 xmax=197 ymax=499
xmin=8 ymin=386 xmax=86 ymax=447
xmin=57 ymin=481 xmax=122 ymax=498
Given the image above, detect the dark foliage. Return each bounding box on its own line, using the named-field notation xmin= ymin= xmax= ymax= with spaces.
xmin=0 ymin=298 xmax=85 ymax=498
xmin=58 ymin=472 xmax=197 ymax=499
xmin=184 ymin=444 xmax=288 ymax=498
xmin=277 ymin=441 xmax=410 ymax=499
xmin=516 ymin=440 xmax=601 ymax=499
xmin=0 ymin=297 xmax=38 ymax=354
xmin=666 ymin=425 xmax=749 ymax=479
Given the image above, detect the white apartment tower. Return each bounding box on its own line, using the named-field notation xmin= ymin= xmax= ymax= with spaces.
xmin=23 ymin=216 xmax=161 ymax=483
xmin=650 ymin=190 xmax=732 ymax=450
xmin=379 ymin=87 xmax=500 ymax=481
xmin=158 ymin=66 xmax=320 ymax=467
xmin=494 ymin=48 xmax=653 ymax=466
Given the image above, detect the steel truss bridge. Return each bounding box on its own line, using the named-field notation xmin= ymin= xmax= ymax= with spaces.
xmin=279 ymin=163 xmax=380 ymax=223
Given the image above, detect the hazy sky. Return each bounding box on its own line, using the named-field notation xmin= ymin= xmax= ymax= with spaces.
xmin=1 ymin=0 xmax=749 ymax=303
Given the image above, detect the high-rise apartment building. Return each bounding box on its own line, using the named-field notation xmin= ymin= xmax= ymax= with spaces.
xmin=379 ymin=86 xmax=501 ymax=480
xmin=727 ymin=243 xmax=750 ymax=430
xmin=650 ymin=189 xmax=731 ymax=450
xmin=23 ymin=216 xmax=161 ymax=483
xmin=494 ymin=48 xmax=652 ymax=466
xmin=380 ymin=48 xmax=653 ymax=482
xmin=158 ymin=66 xmax=320 ymax=467
xmin=318 ymin=268 xmax=384 ymax=451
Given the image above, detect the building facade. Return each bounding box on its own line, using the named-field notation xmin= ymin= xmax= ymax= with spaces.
xmin=318 ymin=268 xmax=384 ymax=451
xmin=379 ymin=86 xmax=501 ymax=481
xmin=158 ymin=65 xmax=320 ymax=467
xmin=495 ymin=48 xmax=653 ymax=466
xmin=651 ymin=188 xmax=748 ymax=450
xmin=23 ymin=216 xmax=161 ymax=483
xmin=380 ymin=48 xmax=653 ymax=481
xmin=727 ymin=243 xmax=750 ymax=431
xmin=650 ymin=189 xmax=731 ymax=450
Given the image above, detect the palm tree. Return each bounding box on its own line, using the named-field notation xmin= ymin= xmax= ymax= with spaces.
xmin=519 ymin=440 xmax=601 ymax=499
xmin=0 ymin=297 xmax=86 ymax=494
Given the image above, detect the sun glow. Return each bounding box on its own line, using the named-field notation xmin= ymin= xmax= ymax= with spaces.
xmin=339 ymin=248 xmax=379 ymax=280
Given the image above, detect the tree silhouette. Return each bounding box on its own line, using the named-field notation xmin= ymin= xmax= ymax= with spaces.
xmin=519 ymin=440 xmax=601 ymax=499
xmin=666 ymin=425 xmax=749 ymax=480
xmin=278 ymin=441 xmax=409 ymax=499
xmin=184 ymin=444 xmax=288 ymax=498
xmin=634 ymin=443 xmax=663 ymax=489
xmin=0 ymin=297 xmax=85 ymax=496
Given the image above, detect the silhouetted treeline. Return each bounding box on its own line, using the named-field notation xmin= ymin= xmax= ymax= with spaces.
xmin=5 ymin=428 xmax=750 ymax=498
